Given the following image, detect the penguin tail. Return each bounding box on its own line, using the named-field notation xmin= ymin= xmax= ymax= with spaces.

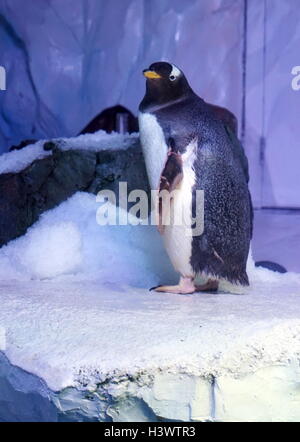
xmin=217 ymin=268 xmax=249 ymax=287
xmin=234 ymin=270 xmax=249 ymax=287
xmin=193 ymin=253 xmax=250 ymax=287
xmin=203 ymin=266 xmax=250 ymax=287
xmin=218 ymin=266 xmax=250 ymax=287
xmin=222 ymin=263 xmax=250 ymax=286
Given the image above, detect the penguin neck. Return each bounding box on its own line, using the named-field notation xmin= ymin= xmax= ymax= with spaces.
xmin=139 ymin=94 xmax=190 ymax=113
xmin=139 ymin=83 xmax=195 ymax=113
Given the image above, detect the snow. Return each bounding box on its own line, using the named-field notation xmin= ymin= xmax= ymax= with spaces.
xmin=0 ymin=131 xmax=139 ymax=175
xmin=0 ymin=141 xmax=51 ymax=175
xmin=0 ymin=191 xmax=300 ymax=413
xmin=19 ymin=222 xmax=82 ymax=279
xmin=1 ymin=273 xmax=300 ymax=391
xmin=1 ymin=270 xmax=300 ymax=421
xmin=0 ymin=192 xmax=174 ymax=285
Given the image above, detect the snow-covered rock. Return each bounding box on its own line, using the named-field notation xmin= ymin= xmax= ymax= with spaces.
xmin=0 ymin=131 xmax=149 ymax=247
xmin=0 ymin=192 xmax=300 ymax=421
xmin=0 ymin=131 xmax=139 ymax=175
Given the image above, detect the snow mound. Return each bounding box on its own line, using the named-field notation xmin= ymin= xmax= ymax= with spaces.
xmin=0 ymin=192 xmax=176 ymax=286
xmin=0 ymin=191 xmax=299 ymax=292
xmin=21 ymin=222 xmax=82 ymax=279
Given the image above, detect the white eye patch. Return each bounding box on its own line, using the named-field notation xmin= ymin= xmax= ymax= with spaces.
xmin=170 ymin=64 xmax=181 ymax=80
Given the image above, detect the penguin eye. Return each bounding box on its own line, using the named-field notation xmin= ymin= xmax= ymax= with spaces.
xmin=169 ymin=75 xmax=176 ymax=81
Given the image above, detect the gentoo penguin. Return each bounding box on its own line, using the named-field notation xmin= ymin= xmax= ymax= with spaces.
xmin=138 ymin=62 xmax=252 ymax=294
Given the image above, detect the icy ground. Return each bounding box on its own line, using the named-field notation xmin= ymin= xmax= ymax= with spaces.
xmin=0 ymin=192 xmax=300 ymax=421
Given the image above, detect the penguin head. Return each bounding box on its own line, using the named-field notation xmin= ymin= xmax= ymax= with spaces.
xmin=141 ymin=62 xmax=192 ymax=108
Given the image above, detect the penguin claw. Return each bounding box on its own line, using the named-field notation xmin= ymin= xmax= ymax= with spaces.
xmin=149 ymin=286 xmax=159 ymax=292
xmin=150 ymin=279 xmax=219 ymax=294
xmin=149 ymin=283 xmax=195 ymax=295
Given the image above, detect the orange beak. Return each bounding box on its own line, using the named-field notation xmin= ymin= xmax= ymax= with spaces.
xmin=143 ymin=70 xmax=161 ymax=79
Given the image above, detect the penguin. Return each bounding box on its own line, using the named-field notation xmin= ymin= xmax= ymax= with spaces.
xmin=138 ymin=61 xmax=252 ymax=294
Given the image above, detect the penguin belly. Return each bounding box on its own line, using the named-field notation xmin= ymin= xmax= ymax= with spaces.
xmin=138 ymin=112 xmax=168 ymax=190
xmin=138 ymin=113 xmax=197 ymax=278
xmin=162 ymin=139 xmax=197 ymax=278
xmin=162 ymin=182 xmax=195 ymax=278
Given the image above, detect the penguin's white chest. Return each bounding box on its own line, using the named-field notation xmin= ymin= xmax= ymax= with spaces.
xmin=162 ymin=139 xmax=197 ymax=277
xmin=139 ymin=111 xmax=197 ymax=278
xmin=138 ymin=112 xmax=168 ymax=190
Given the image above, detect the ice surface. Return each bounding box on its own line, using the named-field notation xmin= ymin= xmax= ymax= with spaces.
xmin=1 ymin=268 xmax=300 ymax=421
xmin=0 ymin=353 xmax=58 ymax=422
xmin=0 ymin=192 xmax=300 ymax=421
